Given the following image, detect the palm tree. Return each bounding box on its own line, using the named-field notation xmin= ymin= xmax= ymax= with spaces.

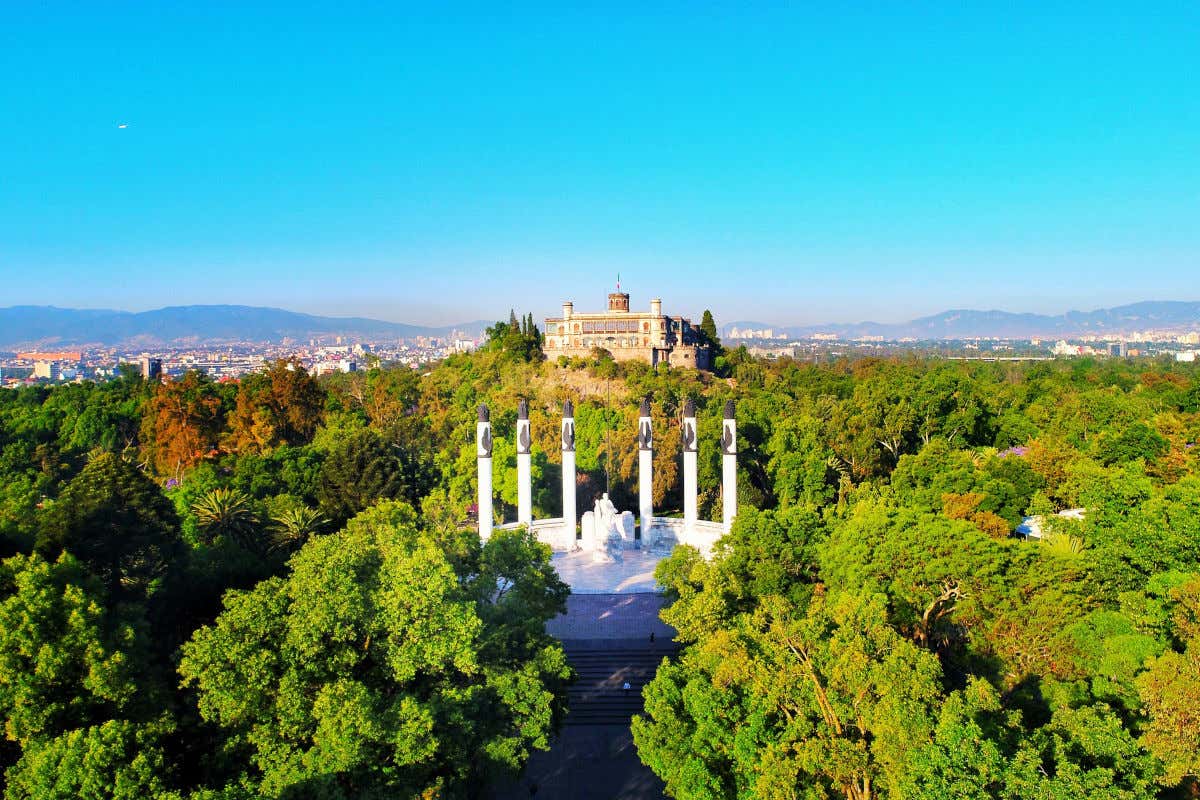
xmin=1041 ymin=528 xmax=1085 ymax=557
xmin=193 ymin=488 xmax=260 ymax=551
xmin=270 ymin=505 xmax=327 ymax=553
xmin=826 ymin=455 xmax=853 ymax=511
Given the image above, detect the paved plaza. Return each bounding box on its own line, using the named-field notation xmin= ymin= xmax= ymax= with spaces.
xmin=546 ymin=592 xmax=675 ymax=641
xmin=549 ymin=547 xmax=669 ymax=594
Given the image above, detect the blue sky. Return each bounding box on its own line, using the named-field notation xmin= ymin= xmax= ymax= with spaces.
xmin=1 ymin=3 xmax=1197 ymax=326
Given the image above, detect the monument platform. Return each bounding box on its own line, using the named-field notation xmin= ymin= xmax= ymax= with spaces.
xmin=549 ymin=548 xmax=668 ymax=594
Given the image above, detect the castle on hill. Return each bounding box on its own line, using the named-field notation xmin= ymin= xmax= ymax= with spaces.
xmin=543 ymin=291 xmax=712 ymax=369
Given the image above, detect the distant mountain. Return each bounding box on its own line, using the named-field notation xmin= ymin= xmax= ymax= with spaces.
xmin=0 ymin=305 xmax=490 ymax=349
xmin=8 ymin=300 xmax=1198 ymax=350
xmin=723 ymin=301 xmax=1200 ymax=340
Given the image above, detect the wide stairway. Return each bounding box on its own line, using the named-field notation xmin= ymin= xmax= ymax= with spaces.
xmin=491 ymin=594 xmax=677 ymax=799
xmin=563 ymin=641 xmax=679 ymax=726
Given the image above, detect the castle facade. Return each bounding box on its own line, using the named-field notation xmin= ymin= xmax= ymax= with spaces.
xmin=542 ymin=292 xmax=711 ymax=369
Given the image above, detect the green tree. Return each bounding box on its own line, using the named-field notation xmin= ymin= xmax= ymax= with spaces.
xmin=192 ymin=487 xmax=263 ymax=553
xmin=634 ymin=592 xmax=944 ymax=800
xmin=35 ymin=453 xmax=182 ymax=601
xmin=1096 ymin=421 xmax=1169 ymax=466
xmin=699 ymin=309 xmax=721 ymax=352
xmin=1136 ymin=577 xmax=1200 ymax=788
xmin=315 ymin=428 xmax=410 ymax=524
xmin=0 ymin=552 xmax=174 ymax=799
xmin=0 ymin=553 xmax=144 ymax=747
xmin=903 ymin=679 xmax=1161 ymax=800
xmin=4 ymin=718 xmax=174 ymax=800
xmin=485 ymin=313 xmax=545 ymax=363
xmin=268 ymin=504 xmax=327 ymax=553
xmin=178 ymin=503 xmax=571 ymax=799
xmin=764 ymin=414 xmax=838 ymax=508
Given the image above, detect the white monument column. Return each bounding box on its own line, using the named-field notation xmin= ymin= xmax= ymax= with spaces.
xmin=561 ymin=399 xmax=576 ymax=542
xmin=682 ymin=397 xmax=698 ymax=533
xmin=477 ymin=404 xmax=493 ymax=540
xmin=638 ymin=396 xmax=654 ymax=534
xmin=721 ymin=399 xmax=737 ymax=530
xmin=516 ymin=398 xmax=532 ymax=527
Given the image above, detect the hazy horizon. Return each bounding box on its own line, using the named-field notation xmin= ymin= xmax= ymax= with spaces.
xmin=4 ymin=295 xmax=1199 ymax=332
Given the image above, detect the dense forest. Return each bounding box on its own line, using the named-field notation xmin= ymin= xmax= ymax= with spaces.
xmin=1 ymin=316 xmax=1199 ymax=798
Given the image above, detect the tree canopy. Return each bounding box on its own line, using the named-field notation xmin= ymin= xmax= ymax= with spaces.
xmin=178 ymin=503 xmax=570 ymax=798
xmin=1 ymin=342 xmax=1199 ymax=797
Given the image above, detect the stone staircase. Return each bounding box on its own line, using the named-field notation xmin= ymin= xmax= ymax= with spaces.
xmin=563 ymin=642 xmax=679 ymax=726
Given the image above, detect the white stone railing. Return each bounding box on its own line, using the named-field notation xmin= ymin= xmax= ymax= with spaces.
xmin=683 ymin=520 xmax=727 ymax=558
xmin=495 ymin=513 xmax=727 ymax=559
xmin=496 ymin=517 xmax=576 ymax=551
xmin=642 ymin=516 xmax=727 ymax=559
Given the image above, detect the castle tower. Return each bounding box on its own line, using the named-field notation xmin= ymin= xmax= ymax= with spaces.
xmin=608 ymin=292 xmax=630 ymax=312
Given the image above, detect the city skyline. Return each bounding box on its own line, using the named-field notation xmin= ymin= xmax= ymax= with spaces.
xmin=3 ymin=4 xmax=1198 ymax=325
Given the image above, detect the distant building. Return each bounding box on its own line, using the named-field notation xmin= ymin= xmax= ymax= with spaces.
xmin=543 ymin=292 xmax=711 ymax=369
xmin=1052 ymin=340 xmax=1085 ymax=356
xmin=1177 ymin=351 xmax=1197 ymax=363
xmin=314 ymin=359 xmax=357 ymax=376
xmin=728 ymin=326 xmax=779 ymax=340
xmin=19 ymin=351 xmax=82 ymax=362
xmin=33 ymin=361 xmax=60 ymax=380
xmin=140 ymin=357 xmax=163 ymax=381
xmin=747 ymin=344 xmax=798 ymax=359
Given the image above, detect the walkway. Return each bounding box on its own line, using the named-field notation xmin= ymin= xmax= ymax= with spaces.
xmin=492 ymin=592 xmax=676 ymax=800
xmin=549 ymin=548 xmax=669 ymax=594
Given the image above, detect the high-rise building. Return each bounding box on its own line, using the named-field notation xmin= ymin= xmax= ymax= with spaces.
xmin=33 ymin=361 xmax=60 ymax=380
xmin=140 ymin=357 xmax=163 ymax=381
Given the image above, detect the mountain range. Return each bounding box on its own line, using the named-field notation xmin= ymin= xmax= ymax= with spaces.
xmin=0 ymin=305 xmax=490 ymax=350
xmin=724 ymin=301 xmax=1200 ymax=341
xmin=2 ymin=300 xmax=1197 ymax=351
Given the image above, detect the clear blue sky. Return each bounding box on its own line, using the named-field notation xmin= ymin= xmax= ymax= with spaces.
xmin=2 ymin=3 xmax=1197 ymax=326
